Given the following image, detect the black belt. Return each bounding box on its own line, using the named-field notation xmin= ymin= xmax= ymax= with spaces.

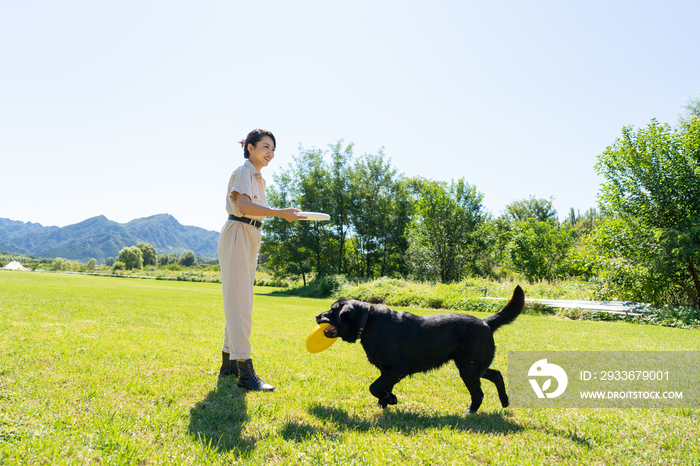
xmin=228 ymin=214 xmax=263 ymax=229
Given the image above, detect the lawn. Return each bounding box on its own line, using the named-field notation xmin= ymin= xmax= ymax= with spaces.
xmin=1 ymin=272 xmax=698 ymax=465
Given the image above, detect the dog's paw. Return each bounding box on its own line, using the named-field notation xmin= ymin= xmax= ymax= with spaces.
xmin=377 ymin=393 xmax=398 ymax=408
xmin=501 ymin=397 xmax=509 ymax=408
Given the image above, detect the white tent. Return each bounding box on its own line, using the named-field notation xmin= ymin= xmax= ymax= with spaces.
xmin=2 ymin=261 xmax=29 ymax=271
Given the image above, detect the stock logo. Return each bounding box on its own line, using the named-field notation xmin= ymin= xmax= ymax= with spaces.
xmin=528 ymin=359 xmax=568 ymax=399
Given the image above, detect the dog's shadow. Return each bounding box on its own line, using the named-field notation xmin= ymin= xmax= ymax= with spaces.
xmin=283 ymin=404 xmax=592 ymax=449
xmin=187 ymin=377 xmax=255 ymax=455
xmin=280 ymin=403 xmax=523 ymax=442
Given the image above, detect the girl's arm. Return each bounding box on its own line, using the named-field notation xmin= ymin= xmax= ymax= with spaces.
xmin=235 ymin=193 xmax=304 ymax=223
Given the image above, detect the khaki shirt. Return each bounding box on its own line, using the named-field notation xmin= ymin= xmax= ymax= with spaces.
xmin=225 ymin=160 xmax=267 ymax=222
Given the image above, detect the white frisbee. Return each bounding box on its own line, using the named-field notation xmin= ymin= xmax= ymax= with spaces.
xmin=297 ymin=212 xmax=330 ymax=221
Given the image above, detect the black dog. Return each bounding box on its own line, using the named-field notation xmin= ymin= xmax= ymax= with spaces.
xmin=315 ymin=286 xmax=524 ymax=413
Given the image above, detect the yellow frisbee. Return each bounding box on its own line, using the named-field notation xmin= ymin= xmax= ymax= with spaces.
xmin=306 ymin=323 xmax=338 ymax=353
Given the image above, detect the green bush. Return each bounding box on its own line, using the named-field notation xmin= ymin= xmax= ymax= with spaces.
xmin=86 ymin=259 xmax=97 ymax=271
xmin=52 ymin=258 xmax=65 ymax=271
xmin=136 ymin=243 xmax=157 ymax=267
xmin=177 ymin=271 xmax=204 ymax=282
xmin=117 ymin=246 xmax=143 ymax=270
xmin=280 ymin=275 xmax=349 ymax=298
xmin=584 ymin=305 xmax=700 ymax=329
xmin=254 ymin=276 xmax=289 ymax=287
xmin=162 ymin=264 xmax=183 ymax=272
xmin=175 ymin=271 xmax=220 ymax=283
xmin=112 ymin=262 xmax=126 ymax=271
xmin=640 ymin=305 xmax=700 ymax=329
xmin=178 ymin=251 xmax=196 ymax=267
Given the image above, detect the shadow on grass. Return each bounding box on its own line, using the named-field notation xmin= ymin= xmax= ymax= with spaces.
xmin=280 ymin=403 xmax=524 ymax=442
xmin=188 ymin=377 xmax=255 ymax=456
xmin=261 ymin=290 xmax=331 ymax=300
xmin=304 ymin=405 xmax=593 ymax=447
xmin=279 ymin=419 xmax=329 ymax=442
xmin=281 ymin=405 xmax=593 ymax=449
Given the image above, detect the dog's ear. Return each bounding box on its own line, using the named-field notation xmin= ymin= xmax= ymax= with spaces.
xmin=338 ymin=301 xmax=373 ymax=343
xmin=330 ymin=299 xmax=345 ymax=311
xmin=337 ymin=302 xmax=361 ymax=342
xmin=338 ymin=303 xmax=354 ymax=324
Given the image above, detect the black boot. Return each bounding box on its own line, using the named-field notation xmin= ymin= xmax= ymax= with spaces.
xmin=235 ymin=359 xmax=275 ymax=391
xmin=218 ymin=351 xmax=239 ymax=378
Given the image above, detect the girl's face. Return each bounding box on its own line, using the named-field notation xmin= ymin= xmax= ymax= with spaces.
xmin=247 ymin=136 xmax=275 ymax=171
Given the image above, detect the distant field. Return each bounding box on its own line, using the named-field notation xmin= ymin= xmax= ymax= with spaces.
xmin=1 ymin=273 xmax=698 ymax=465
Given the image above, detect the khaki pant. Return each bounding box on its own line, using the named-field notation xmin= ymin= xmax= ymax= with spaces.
xmin=218 ymin=219 xmax=261 ymax=360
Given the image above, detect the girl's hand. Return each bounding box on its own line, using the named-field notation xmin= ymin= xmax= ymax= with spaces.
xmin=279 ymin=208 xmax=306 ymax=223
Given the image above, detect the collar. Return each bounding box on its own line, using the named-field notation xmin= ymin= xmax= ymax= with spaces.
xmin=357 ymin=306 xmax=371 ymax=341
xmin=243 ymin=159 xmax=262 ymax=178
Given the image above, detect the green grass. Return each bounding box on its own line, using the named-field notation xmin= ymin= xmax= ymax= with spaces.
xmin=1 ymin=272 xmax=699 ymax=465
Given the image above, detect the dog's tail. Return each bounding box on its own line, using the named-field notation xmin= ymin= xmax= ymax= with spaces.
xmin=483 ymin=285 xmax=525 ymax=331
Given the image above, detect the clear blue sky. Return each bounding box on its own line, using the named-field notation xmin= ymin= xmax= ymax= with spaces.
xmin=2 ymin=0 xmax=698 ymax=232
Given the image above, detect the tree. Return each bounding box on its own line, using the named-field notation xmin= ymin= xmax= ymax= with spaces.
xmin=104 ymin=257 xmax=115 ymax=267
xmin=178 ymin=250 xmax=196 ymax=267
xmin=64 ymin=260 xmax=80 ymax=272
xmin=118 ymin=246 xmax=143 ymax=270
xmin=679 ymin=93 xmax=700 ymax=125
xmin=483 ymin=215 xmax=515 ymax=272
xmin=348 ymin=151 xmax=412 ymax=278
xmin=86 ymin=258 xmax=97 ymax=271
xmin=136 ymin=243 xmax=157 ymax=267
xmin=407 ymin=178 xmax=488 ymax=282
xmin=112 ymin=261 xmax=125 ymax=271
xmin=264 ymin=173 xmax=314 ymax=285
xmin=52 ymin=258 xmax=65 ymax=271
xmin=327 ymin=141 xmax=353 ymax=274
xmin=263 ymin=146 xmax=335 ymax=283
xmin=505 ymin=196 xmax=557 ymax=222
xmin=263 ymin=141 xmax=414 ymax=281
xmin=295 ymin=148 xmax=335 ymax=275
xmin=594 ymin=118 xmax=700 ymax=307
xmin=585 ymin=216 xmax=662 ymax=301
xmin=158 ymin=253 xmax=179 ymax=266
xmin=563 ymin=207 xmax=605 ymax=238
xmin=378 ymin=176 xmax=415 ymax=277
xmin=507 ymin=219 xmax=574 ymax=281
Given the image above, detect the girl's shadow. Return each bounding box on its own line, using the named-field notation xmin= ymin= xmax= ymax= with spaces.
xmin=188 ymin=377 xmax=255 ymax=455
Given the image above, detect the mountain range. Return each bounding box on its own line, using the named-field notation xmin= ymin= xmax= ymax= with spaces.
xmin=0 ymin=214 xmax=220 ymax=263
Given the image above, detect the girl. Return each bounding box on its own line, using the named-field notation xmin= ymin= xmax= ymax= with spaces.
xmin=218 ymin=129 xmax=303 ymax=391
